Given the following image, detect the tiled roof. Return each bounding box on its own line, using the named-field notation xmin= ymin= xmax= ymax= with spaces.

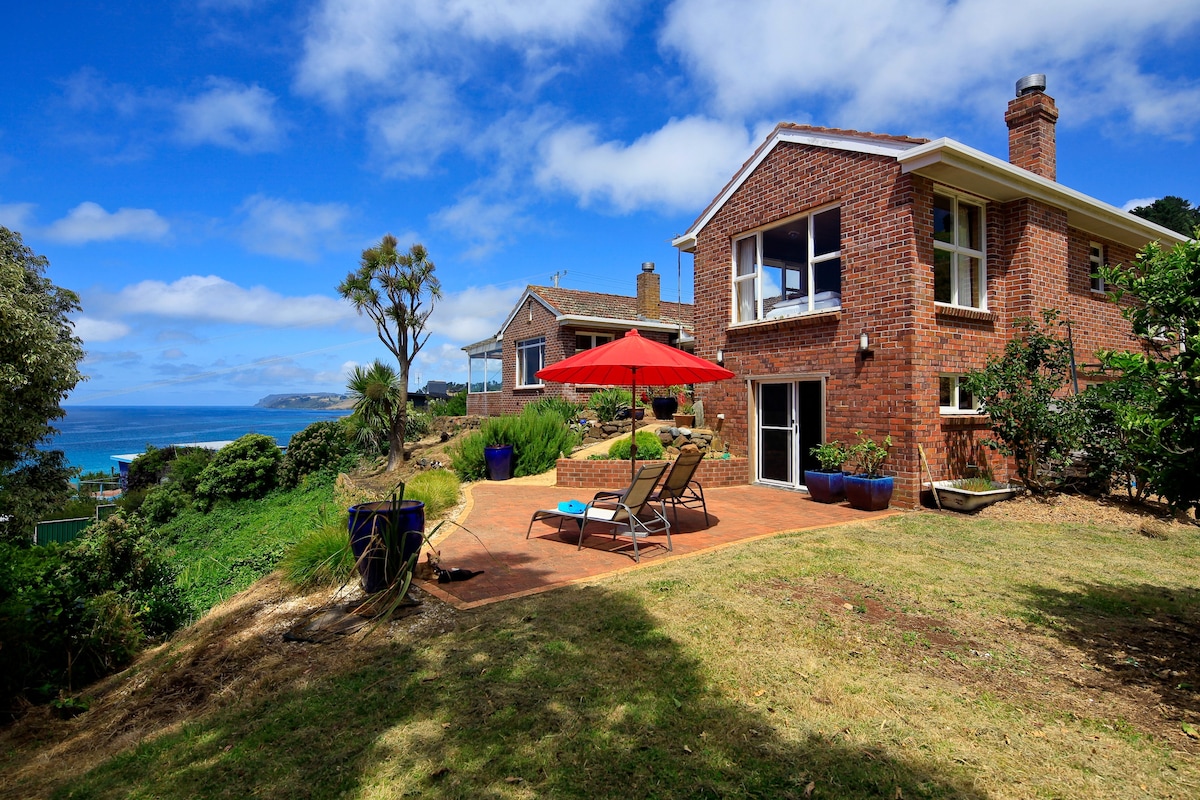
xmin=530 ymin=285 xmax=694 ymax=330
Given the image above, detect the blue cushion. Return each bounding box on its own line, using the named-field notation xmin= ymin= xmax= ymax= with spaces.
xmin=558 ymin=500 xmax=586 ymax=514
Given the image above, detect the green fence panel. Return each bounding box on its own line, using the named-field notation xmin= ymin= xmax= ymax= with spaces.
xmin=35 ymin=517 xmax=94 ymax=547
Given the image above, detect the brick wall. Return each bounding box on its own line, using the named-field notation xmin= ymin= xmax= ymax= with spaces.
xmin=555 ymin=457 xmax=750 ymax=490
xmin=688 ymin=140 xmax=1142 ymax=508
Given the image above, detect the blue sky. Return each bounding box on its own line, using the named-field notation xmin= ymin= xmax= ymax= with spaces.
xmin=4 ymin=0 xmax=1199 ymax=406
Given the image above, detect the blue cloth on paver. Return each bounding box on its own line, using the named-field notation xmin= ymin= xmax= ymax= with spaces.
xmin=557 ymin=500 xmax=586 ymax=514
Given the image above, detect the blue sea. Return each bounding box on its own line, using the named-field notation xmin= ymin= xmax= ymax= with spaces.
xmin=45 ymin=406 xmax=349 ymax=477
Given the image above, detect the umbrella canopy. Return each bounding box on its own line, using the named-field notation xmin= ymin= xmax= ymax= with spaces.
xmin=537 ymin=329 xmax=734 ymax=477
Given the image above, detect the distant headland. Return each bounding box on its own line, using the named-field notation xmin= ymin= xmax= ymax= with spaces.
xmin=255 ymin=393 xmax=356 ymax=410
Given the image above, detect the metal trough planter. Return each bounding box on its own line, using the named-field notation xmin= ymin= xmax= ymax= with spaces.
xmin=933 ymin=480 xmax=1022 ymax=512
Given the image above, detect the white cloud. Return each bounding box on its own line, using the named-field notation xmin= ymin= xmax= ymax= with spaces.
xmin=176 ymin=78 xmax=284 ymax=153
xmin=432 ymin=194 xmax=532 ymax=259
xmin=296 ymin=0 xmax=624 ymax=103
xmin=44 ymin=202 xmax=169 ymax=244
xmin=101 ymin=275 xmax=353 ymax=328
xmin=162 ymin=348 xmax=186 ymax=359
xmin=71 ymin=316 xmax=132 ymax=342
xmin=660 ymin=0 xmax=1200 ymax=135
xmin=536 ymin=116 xmax=755 ymax=213
xmin=0 ymin=202 xmax=35 ymax=231
xmin=235 ymin=194 xmax=351 ymax=260
xmin=427 ymin=285 xmax=524 ymax=343
xmin=1122 ymin=197 xmax=1158 ymax=212
xmin=369 ymin=74 xmax=469 ymax=175
xmin=315 ymin=360 xmax=359 ymax=384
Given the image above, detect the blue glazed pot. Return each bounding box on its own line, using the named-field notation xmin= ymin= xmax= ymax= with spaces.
xmin=844 ymin=475 xmax=894 ymax=511
xmin=484 ymin=444 xmax=514 ymax=481
xmin=348 ymin=500 xmax=425 ymax=593
xmin=651 ymin=396 xmax=679 ymax=420
xmin=804 ymin=470 xmax=845 ymax=503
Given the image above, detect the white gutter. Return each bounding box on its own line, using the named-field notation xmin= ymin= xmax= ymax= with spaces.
xmin=556 ymin=314 xmax=689 ymax=333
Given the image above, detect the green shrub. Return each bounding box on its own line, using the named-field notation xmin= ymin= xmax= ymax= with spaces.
xmin=525 ymin=396 xmax=584 ymax=424
xmin=405 ymin=404 xmax=432 ymax=441
xmin=430 ymin=390 xmax=467 ymax=416
xmin=140 ymin=485 xmax=191 ymax=526
xmin=451 ymin=407 xmax=580 ymax=480
xmin=194 ymin=434 xmax=282 ymax=510
xmin=168 ymin=447 xmax=214 ymax=494
xmin=608 ymin=430 xmax=664 ymax=461
xmin=279 ymin=419 xmax=355 ymax=488
xmin=403 ymin=469 xmax=460 ymax=518
xmin=587 ymin=388 xmax=634 ymax=422
xmin=0 ymin=513 xmax=185 ymax=707
xmin=280 ymin=516 xmax=356 ymax=588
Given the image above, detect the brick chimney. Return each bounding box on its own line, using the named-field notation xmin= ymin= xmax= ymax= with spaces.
xmin=1005 ymin=73 xmax=1058 ymax=180
xmin=636 ymin=261 xmax=660 ymax=319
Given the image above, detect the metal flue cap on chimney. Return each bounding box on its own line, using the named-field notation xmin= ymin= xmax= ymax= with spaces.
xmin=641 ymin=261 xmax=655 ymax=272
xmin=1016 ymin=74 xmax=1047 ymax=96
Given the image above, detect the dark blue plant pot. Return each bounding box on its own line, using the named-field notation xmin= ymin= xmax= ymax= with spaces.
xmin=804 ymin=470 xmax=845 ymax=503
xmin=651 ymin=397 xmax=679 ymax=420
xmin=348 ymin=500 xmax=425 ymax=593
xmin=844 ymin=475 xmax=894 ymax=511
xmin=484 ymin=444 xmax=514 ymax=481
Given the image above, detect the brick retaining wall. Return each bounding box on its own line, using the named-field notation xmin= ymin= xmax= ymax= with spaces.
xmin=556 ymin=456 xmax=750 ymax=489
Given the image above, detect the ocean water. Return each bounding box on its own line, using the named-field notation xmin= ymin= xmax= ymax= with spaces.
xmin=44 ymin=406 xmax=349 ymax=477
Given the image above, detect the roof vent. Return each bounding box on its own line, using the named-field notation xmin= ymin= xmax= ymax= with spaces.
xmin=641 ymin=261 xmax=655 ymax=272
xmin=1015 ymin=74 xmax=1046 ymax=97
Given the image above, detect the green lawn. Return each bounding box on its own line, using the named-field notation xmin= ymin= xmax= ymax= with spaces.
xmin=3 ymin=510 xmax=1198 ymax=799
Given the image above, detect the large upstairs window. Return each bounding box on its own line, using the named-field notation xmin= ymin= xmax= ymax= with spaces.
xmin=733 ymin=206 xmax=841 ymax=324
xmin=933 ymin=192 xmax=986 ymax=309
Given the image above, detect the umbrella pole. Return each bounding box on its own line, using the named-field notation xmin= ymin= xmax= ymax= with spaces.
xmin=630 ymin=371 xmax=638 ymax=481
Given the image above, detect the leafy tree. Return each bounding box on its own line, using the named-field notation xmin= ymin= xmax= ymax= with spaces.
xmin=1076 ymin=380 xmax=1163 ymax=503
xmin=338 ymin=237 xmax=441 ymax=470
xmin=1097 ymin=235 xmax=1200 ymax=512
xmin=962 ymin=311 xmax=1082 ymax=494
xmin=194 ymin=434 xmax=282 ymax=510
xmin=0 ymin=227 xmax=85 ymax=544
xmin=345 ymin=360 xmax=403 ymax=457
xmin=1130 ymin=196 xmax=1200 ymax=237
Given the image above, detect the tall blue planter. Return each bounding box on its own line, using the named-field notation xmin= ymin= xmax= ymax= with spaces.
xmin=348 ymin=500 xmax=425 ymax=593
xmin=804 ymin=470 xmax=845 ymax=503
xmin=484 ymin=444 xmax=514 ymax=481
xmin=844 ymin=475 xmax=894 ymax=511
xmin=651 ymin=397 xmax=678 ymax=420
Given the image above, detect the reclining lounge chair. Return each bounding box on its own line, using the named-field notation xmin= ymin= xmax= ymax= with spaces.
xmin=526 ymin=461 xmax=671 ymax=563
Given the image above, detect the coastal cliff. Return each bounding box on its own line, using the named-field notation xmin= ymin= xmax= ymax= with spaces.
xmin=255 ymin=393 xmax=355 ymax=410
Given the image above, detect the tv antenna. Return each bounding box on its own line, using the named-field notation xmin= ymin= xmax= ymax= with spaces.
xmin=551 ymin=270 xmax=567 ymax=287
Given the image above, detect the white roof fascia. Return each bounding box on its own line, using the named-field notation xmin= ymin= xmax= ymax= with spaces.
xmin=462 ymin=337 xmax=501 ymax=355
xmin=900 ymin=138 xmax=1189 ymax=248
xmin=556 ymin=314 xmax=686 ymax=333
xmin=672 ymin=127 xmax=921 ymax=251
xmin=496 ymin=289 xmax=559 ymax=338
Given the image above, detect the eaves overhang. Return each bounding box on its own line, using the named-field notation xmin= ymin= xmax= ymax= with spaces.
xmin=899 ymin=138 xmax=1188 ymax=249
xmin=556 ymin=314 xmax=690 ymax=334
xmin=672 ymin=125 xmax=922 ymax=253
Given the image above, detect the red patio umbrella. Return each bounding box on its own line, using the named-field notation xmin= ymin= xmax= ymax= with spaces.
xmin=537 ymin=329 xmax=735 ymax=478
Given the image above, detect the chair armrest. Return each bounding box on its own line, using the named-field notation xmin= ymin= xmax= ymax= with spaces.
xmin=592 ymin=489 xmax=626 ymax=503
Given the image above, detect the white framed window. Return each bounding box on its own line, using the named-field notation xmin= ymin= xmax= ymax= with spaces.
xmin=732 ymin=206 xmax=841 ymax=324
xmin=574 ymin=332 xmax=613 ymax=354
xmin=933 ymin=192 xmax=986 ymax=309
xmin=515 ymin=337 xmax=545 ymax=388
xmin=939 ymin=375 xmax=979 ymax=414
xmin=1089 ymin=242 xmax=1105 ymax=293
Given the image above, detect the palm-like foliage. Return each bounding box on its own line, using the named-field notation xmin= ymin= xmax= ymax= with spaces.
xmin=338 ymin=236 xmax=441 ymax=470
xmin=346 ymin=361 xmax=403 ymax=469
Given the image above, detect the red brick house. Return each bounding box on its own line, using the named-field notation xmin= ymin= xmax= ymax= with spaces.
xmin=464 ymin=263 xmax=694 ymax=416
xmin=672 ymin=75 xmax=1188 ymax=507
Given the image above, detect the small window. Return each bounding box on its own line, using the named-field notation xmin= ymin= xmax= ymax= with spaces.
xmin=467 ymin=345 xmax=502 ymax=393
xmin=1089 ymin=242 xmax=1105 ymax=293
xmin=933 ymin=192 xmax=986 ymax=309
xmin=516 ymin=337 xmax=545 ymax=388
xmin=574 ymin=332 xmax=613 ymax=354
xmin=939 ymin=375 xmax=979 ymax=414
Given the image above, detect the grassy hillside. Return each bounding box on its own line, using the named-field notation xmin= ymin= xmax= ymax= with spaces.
xmin=2 ymin=507 xmax=1198 ymax=798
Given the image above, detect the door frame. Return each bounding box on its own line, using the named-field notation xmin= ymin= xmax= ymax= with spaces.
xmin=747 ymin=374 xmax=827 ymax=490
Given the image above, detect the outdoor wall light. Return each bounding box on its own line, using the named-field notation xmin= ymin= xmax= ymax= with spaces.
xmin=858 ymin=331 xmax=873 ymax=355
xmin=716 ymin=348 xmax=724 ymax=365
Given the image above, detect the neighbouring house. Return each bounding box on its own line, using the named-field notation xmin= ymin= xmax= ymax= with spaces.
xmin=464 ymin=262 xmax=695 ymax=416
xmin=672 ymin=74 xmax=1189 ymax=508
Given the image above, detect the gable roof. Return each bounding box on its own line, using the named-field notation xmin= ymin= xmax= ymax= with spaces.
xmin=672 ymin=122 xmax=1187 ymax=253
xmin=672 ymin=123 xmax=928 ymax=251
xmin=493 ymin=285 xmax=694 ymax=342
